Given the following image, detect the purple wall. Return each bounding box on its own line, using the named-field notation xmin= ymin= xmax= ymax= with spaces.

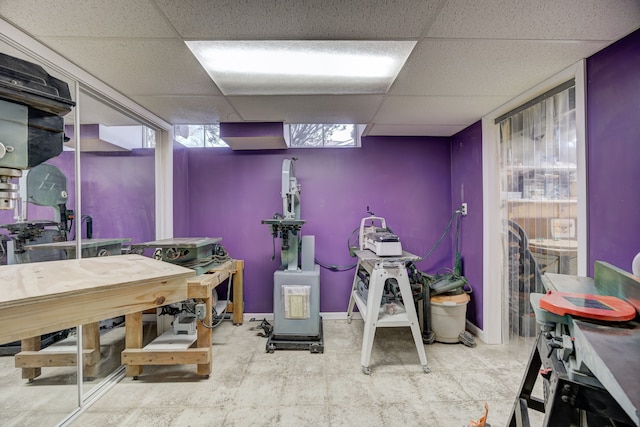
xmin=173 ymin=143 xmax=190 ymax=237
xmin=180 ymin=136 xmax=453 ymax=313
xmin=450 ymin=121 xmax=484 ymax=328
xmin=586 ymin=28 xmax=640 ymax=275
xmin=77 ymin=150 xmax=155 ymax=244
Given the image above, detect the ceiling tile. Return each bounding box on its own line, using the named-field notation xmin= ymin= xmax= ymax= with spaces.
xmin=390 ymin=39 xmax=606 ymax=96
xmin=428 ymin=0 xmax=640 ymax=40
xmin=368 ymin=124 xmax=466 ymax=137
xmin=39 ymin=38 xmax=222 ymax=96
xmin=1 ymin=1 xmax=637 ymax=137
xmin=228 ymin=95 xmax=384 ymax=123
xmin=131 ymin=96 xmax=241 ymax=124
xmin=374 ymin=95 xmax=511 ymax=125
xmin=0 ymin=0 xmax=176 ymax=37
xmin=155 ymin=0 xmax=438 ymax=38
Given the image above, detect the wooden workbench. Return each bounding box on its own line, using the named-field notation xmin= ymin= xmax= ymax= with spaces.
xmin=121 ymin=259 xmax=244 ymax=377
xmin=14 ymin=239 xmax=134 ymax=380
xmin=0 ymin=255 xmax=195 ymax=346
xmin=1 ymin=256 xmax=244 ymax=380
xmin=1 ymin=255 xmax=194 ymax=380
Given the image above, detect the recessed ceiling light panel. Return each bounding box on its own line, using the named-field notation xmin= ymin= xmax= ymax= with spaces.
xmin=185 ymin=40 xmax=416 ymax=95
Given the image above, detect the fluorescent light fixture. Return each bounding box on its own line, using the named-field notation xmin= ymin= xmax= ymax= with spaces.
xmin=185 ymin=40 xmax=416 ymax=95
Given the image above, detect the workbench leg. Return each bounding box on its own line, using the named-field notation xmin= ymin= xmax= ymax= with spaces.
xmin=232 ymin=260 xmax=244 ymax=325
xmin=361 ymin=269 xmax=387 ymax=374
xmin=124 ymin=312 xmax=143 ymax=378
xmin=20 ymin=336 xmax=41 ymax=380
xmin=82 ymin=322 xmax=101 ymax=379
xmin=396 ymin=268 xmax=429 ymax=372
xmin=197 ymin=293 xmax=213 ymax=376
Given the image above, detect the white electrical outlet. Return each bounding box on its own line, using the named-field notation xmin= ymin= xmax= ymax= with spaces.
xmin=461 ymin=203 xmax=468 ymax=216
xmin=195 ymin=303 xmax=206 ymax=320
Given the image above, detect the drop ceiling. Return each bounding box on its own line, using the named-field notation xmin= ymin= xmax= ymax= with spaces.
xmin=0 ymin=0 xmax=638 ymax=137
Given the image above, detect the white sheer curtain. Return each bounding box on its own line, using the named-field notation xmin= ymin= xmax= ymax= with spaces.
xmin=499 ymin=84 xmax=578 ymax=343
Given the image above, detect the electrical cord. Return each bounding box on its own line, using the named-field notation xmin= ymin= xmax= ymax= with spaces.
xmin=199 ymin=271 xmax=234 ymax=329
xmin=455 ymin=213 xmax=461 ymax=255
xmin=414 ymin=207 xmax=473 ymax=293
xmin=315 ymin=225 xmax=360 ymax=271
xmin=271 ymin=235 xmax=276 ymax=261
xmin=347 ymin=225 xmax=360 ymax=254
xmin=315 ymin=258 xmax=357 ymax=271
xmin=69 ymin=215 xmax=93 ymax=240
xmin=417 ymin=211 xmax=459 ymax=262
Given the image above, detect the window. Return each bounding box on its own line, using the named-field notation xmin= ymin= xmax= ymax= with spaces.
xmin=289 ymin=124 xmax=362 ymax=147
xmin=174 ymin=123 xmax=363 ymax=148
xmin=144 ymin=126 xmax=156 ymax=148
xmin=174 ymin=124 xmax=228 ymax=147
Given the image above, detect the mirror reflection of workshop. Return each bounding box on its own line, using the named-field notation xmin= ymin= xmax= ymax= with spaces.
xmin=0 ymin=6 xmax=639 ymax=427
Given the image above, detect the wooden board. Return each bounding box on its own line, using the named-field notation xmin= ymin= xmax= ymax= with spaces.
xmin=15 ymin=348 xmax=100 ymax=368
xmin=143 ymin=329 xmax=198 ymax=350
xmin=121 ymin=348 xmax=211 ymax=366
xmin=0 ymin=255 xmax=194 ymax=345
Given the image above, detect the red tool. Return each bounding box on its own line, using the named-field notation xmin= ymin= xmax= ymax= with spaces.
xmin=540 ymin=290 xmax=637 ymax=322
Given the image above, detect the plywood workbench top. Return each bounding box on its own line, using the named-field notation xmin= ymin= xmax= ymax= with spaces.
xmin=0 ymin=254 xmax=195 ymax=309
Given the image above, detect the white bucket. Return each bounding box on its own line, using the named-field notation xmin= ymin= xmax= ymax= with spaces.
xmin=430 ymin=293 xmax=470 ymax=343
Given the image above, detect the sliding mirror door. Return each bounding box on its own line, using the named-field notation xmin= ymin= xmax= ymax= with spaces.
xmin=0 ymin=43 xmax=79 ymax=426
xmin=74 ymin=88 xmax=157 ymax=395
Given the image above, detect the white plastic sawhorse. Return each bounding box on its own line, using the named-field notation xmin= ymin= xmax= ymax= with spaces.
xmin=347 ymin=249 xmax=430 ymax=374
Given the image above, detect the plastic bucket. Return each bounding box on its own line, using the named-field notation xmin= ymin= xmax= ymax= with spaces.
xmin=430 ymin=293 xmax=470 ymax=343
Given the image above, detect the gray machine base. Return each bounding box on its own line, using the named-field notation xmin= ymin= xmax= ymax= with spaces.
xmin=266 ymin=316 xmax=324 ymax=354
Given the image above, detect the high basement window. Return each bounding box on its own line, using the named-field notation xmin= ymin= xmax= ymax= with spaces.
xmin=289 ymin=124 xmax=363 ymax=147
xmin=174 ymin=124 xmax=363 ymax=148
xmin=174 ymin=125 xmax=228 ymax=147
xmin=144 ymin=127 xmax=157 ymax=148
